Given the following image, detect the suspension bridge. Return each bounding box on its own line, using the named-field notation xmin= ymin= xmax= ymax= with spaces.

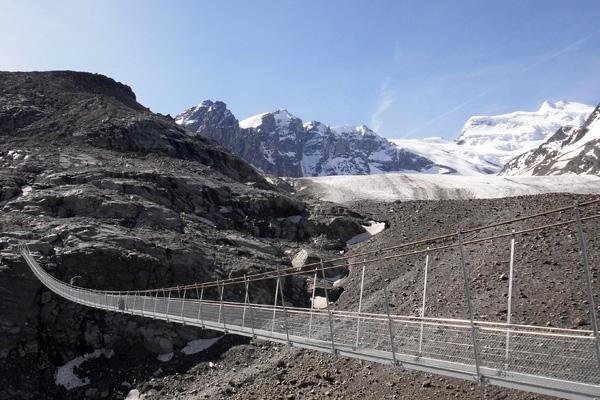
xmin=21 ymin=201 xmax=600 ymax=399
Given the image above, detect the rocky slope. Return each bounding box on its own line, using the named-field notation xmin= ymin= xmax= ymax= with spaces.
xmin=176 ymin=102 xmax=435 ymax=177
xmin=0 ymin=71 xmax=368 ymax=400
xmin=501 ymin=104 xmax=600 ymax=175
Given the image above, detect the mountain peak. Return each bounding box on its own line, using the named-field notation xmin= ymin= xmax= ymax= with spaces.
xmin=331 ymin=124 xmax=376 ymax=137
xmin=239 ymin=109 xmax=300 ymax=129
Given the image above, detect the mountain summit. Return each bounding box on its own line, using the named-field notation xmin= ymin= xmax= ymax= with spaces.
xmin=501 ymin=103 xmax=600 ymax=176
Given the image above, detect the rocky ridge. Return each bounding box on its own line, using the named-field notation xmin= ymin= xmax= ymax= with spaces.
xmin=176 ymin=102 xmax=435 ymax=177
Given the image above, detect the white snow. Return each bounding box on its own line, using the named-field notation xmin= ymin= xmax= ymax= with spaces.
xmin=157 ymin=352 xmax=174 ymax=362
xmin=294 ymin=173 xmax=600 ymax=204
xmin=346 ymin=221 xmax=386 ymax=245
xmin=502 ymin=109 xmax=600 ymax=176
xmin=55 ymin=349 xmax=114 ymax=390
xmin=311 ymin=296 xmax=328 ymax=309
xmin=125 ymin=389 xmax=141 ymax=400
xmin=239 ymin=112 xmax=269 ymax=129
xmin=181 ymin=337 xmax=222 ymax=355
xmin=239 ymin=109 xmax=297 ymax=130
xmin=391 ymin=137 xmax=498 ymax=175
xmin=455 ymin=101 xmax=593 ymax=166
xmin=20 ymin=185 xmax=32 ymax=196
xmin=390 ymin=101 xmax=593 ymax=176
xmin=197 ymin=217 xmax=217 ymax=227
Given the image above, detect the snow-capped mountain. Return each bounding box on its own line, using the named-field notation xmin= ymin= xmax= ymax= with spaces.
xmin=391 ymin=101 xmax=594 ymax=175
xmin=177 ymin=100 xmax=593 ymax=177
xmin=456 ymin=101 xmax=593 ymax=166
xmin=500 ymin=104 xmax=600 ymax=176
xmin=176 ymin=103 xmax=435 ymax=177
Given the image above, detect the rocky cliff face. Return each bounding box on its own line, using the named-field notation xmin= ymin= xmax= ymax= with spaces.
xmin=500 ymin=104 xmax=600 ymax=176
xmin=0 ymin=71 xmax=367 ymax=399
xmin=176 ymin=104 xmax=435 ymax=177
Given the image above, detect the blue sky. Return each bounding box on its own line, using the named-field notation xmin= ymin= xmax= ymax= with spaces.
xmin=2 ymin=0 xmax=600 ymax=139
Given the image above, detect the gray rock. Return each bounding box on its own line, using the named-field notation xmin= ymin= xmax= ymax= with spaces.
xmin=291 ymin=249 xmax=321 ymax=273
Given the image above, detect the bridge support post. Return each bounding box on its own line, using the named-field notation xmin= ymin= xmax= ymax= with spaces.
xmin=242 ymin=276 xmax=249 ymax=329
xmin=164 ymin=289 xmax=171 ymax=322
xmin=245 ymin=276 xmax=256 ymax=338
xmin=132 ymin=291 xmax=137 ymax=315
xmin=504 ymin=230 xmax=516 ymax=371
xmin=197 ymin=286 xmax=205 ymax=328
xmin=271 ymin=277 xmax=280 ymax=333
xmin=180 ymin=288 xmax=186 ymax=325
xmin=355 ymin=263 xmax=366 ymax=349
xmin=419 ymin=247 xmax=430 ymax=356
xmin=381 ymin=260 xmax=397 ymax=366
xmin=141 ymin=291 xmax=147 ymax=317
xmin=218 ymin=281 xmax=227 ymax=332
xmin=458 ymin=231 xmax=482 ymax=383
xmin=320 ymin=260 xmax=337 ymax=355
xmin=152 ymin=291 xmax=158 ymax=320
xmin=276 ymin=264 xmax=291 ymax=344
xmin=574 ymin=206 xmax=600 ymax=367
xmin=308 ymin=270 xmax=317 ymax=340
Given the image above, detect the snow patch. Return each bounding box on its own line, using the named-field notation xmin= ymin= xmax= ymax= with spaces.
xmin=157 ymin=352 xmax=174 ymax=362
xmin=55 ymin=349 xmax=114 ymax=390
xmin=311 ymin=296 xmax=328 ymax=309
xmin=239 ymin=112 xmax=268 ymax=129
xmin=181 ymin=337 xmax=222 ymax=355
xmin=346 ymin=221 xmax=386 ymax=245
xmin=197 ymin=217 xmax=216 ymax=227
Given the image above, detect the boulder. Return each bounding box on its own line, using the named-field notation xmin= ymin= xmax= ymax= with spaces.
xmin=327 ymin=217 xmax=365 ymax=242
xmin=291 ymin=249 xmax=321 ymax=273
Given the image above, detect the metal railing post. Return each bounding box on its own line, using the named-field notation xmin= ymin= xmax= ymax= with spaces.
xmin=242 ymin=276 xmax=249 ymax=329
xmin=180 ymin=288 xmax=187 ymax=325
xmin=505 ymin=230 xmax=516 ymax=370
xmin=308 ymin=270 xmax=317 ymax=340
xmin=276 ymin=264 xmax=291 ymax=344
xmin=355 ymin=264 xmax=366 ymax=349
xmin=246 ymin=277 xmax=256 ymax=338
xmin=271 ymin=277 xmax=280 ymax=333
xmin=152 ymin=291 xmax=158 ymax=320
xmin=141 ymin=291 xmax=147 ymax=316
xmin=419 ymin=247 xmax=430 ymax=356
xmin=197 ymin=286 xmax=205 ymax=328
xmin=458 ymin=231 xmax=482 ymax=383
xmin=380 ymin=255 xmax=398 ymax=366
xmin=320 ymin=260 xmax=336 ymax=354
xmin=574 ymin=206 xmax=600 ymax=366
xmin=132 ymin=291 xmax=137 ymax=315
xmin=164 ymin=289 xmax=171 ymax=322
xmin=218 ymin=281 xmax=227 ymax=332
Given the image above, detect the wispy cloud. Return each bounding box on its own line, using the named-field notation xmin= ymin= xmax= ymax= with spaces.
xmin=404 ymin=30 xmax=599 ymax=137
xmin=402 ymin=89 xmax=492 ymax=138
xmin=521 ymin=32 xmax=597 ymax=73
xmin=370 ymin=80 xmax=396 ymax=133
